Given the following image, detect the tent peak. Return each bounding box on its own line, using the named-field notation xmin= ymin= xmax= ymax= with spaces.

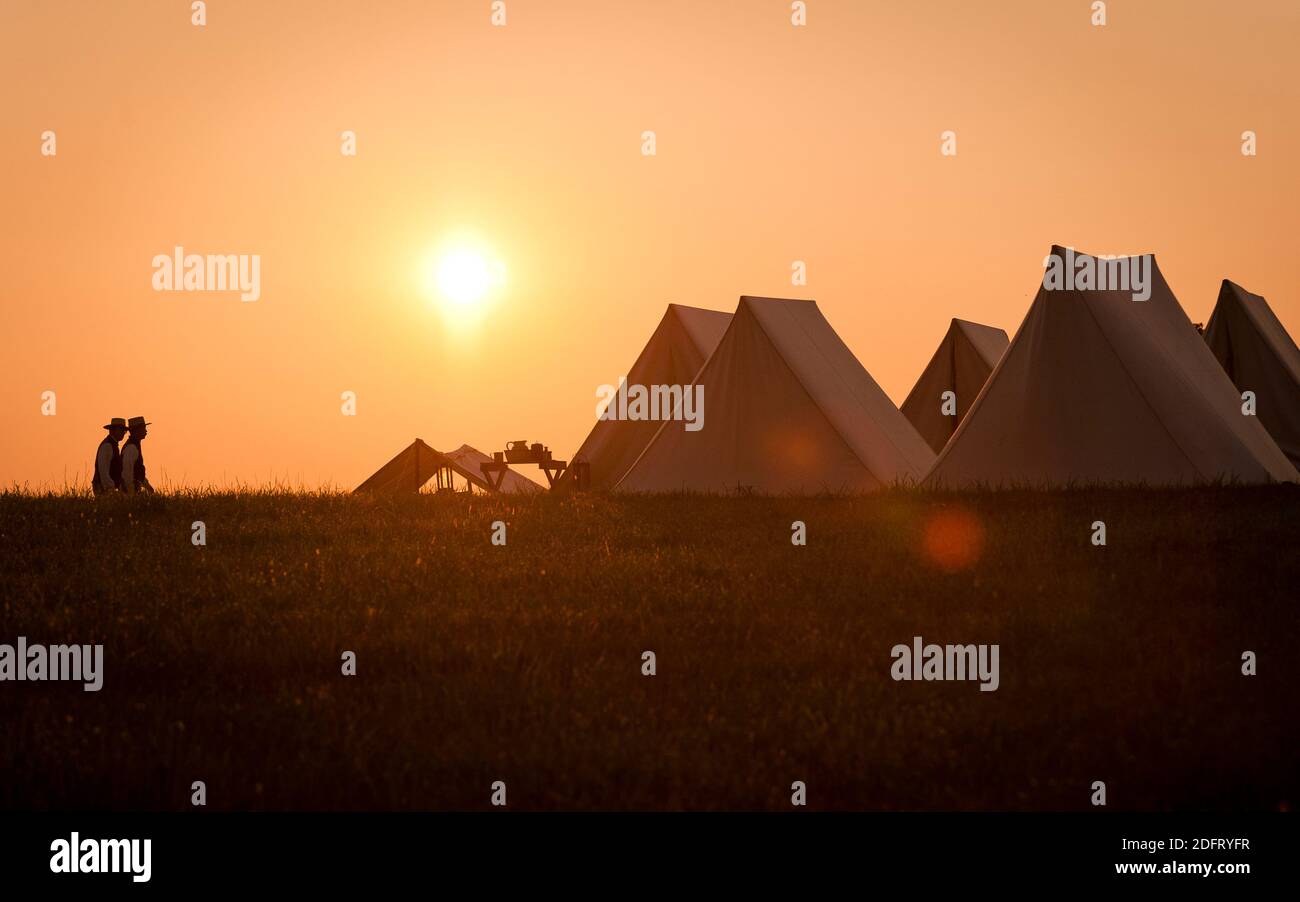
xmin=739 ymin=295 xmax=817 ymax=307
xmin=1046 ymin=244 xmax=1158 ymax=263
xmin=618 ymin=293 xmax=933 ymax=493
xmin=666 ymin=301 xmax=732 ymax=314
xmin=736 ymin=295 xmax=821 ymax=324
xmin=1220 ymin=279 xmax=1260 ymax=302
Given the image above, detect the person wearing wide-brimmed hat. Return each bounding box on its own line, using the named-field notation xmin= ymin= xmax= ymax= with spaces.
xmin=121 ymin=416 xmax=155 ymax=494
xmin=92 ymin=417 xmax=128 ymax=495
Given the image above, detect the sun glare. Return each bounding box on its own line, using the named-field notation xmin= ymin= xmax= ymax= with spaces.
xmin=421 ymin=240 xmax=506 ymax=329
xmin=437 ymin=249 xmax=491 ymax=306
xmin=426 ymin=240 xmax=506 ymax=321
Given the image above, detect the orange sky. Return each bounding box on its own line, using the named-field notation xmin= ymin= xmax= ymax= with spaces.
xmin=3 ymin=0 xmax=1298 ymax=490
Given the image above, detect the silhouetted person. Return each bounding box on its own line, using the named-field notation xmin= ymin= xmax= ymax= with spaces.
xmin=93 ymin=417 xmax=127 ymax=495
xmin=121 ymin=416 xmax=155 ymax=494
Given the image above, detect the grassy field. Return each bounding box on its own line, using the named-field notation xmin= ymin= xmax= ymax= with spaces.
xmin=0 ymin=486 xmax=1296 ymax=811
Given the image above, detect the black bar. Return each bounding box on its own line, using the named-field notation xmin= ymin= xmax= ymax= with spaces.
xmin=0 ymin=812 xmax=1291 ymax=890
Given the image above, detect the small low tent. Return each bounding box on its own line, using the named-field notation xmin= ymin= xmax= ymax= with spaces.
xmin=561 ymin=303 xmax=732 ymax=490
xmin=1204 ymin=280 xmax=1300 ymax=468
xmin=901 ymin=318 xmax=1009 ymax=453
xmin=927 ymin=247 xmax=1298 ymax=487
xmin=354 ymin=439 xmax=542 ymax=494
xmin=615 ymin=296 xmax=935 ymax=493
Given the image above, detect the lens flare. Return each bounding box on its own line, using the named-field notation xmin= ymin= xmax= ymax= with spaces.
xmin=921 ymin=507 xmax=985 ymax=572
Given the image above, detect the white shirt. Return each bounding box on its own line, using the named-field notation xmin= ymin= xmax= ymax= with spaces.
xmin=121 ymin=444 xmax=140 ymax=492
xmin=96 ymin=441 xmax=117 ymax=492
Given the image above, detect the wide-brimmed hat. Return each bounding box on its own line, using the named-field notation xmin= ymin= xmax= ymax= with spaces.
xmin=127 ymin=416 xmax=152 ymax=430
xmin=103 ymin=417 xmax=127 ymax=430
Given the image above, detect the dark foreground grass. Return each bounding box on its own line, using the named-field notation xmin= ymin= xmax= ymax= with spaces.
xmin=0 ymin=486 xmax=1296 ymax=811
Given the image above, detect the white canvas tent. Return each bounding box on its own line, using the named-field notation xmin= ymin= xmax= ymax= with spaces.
xmin=927 ymin=247 xmax=1299 ymax=487
xmin=354 ymin=439 xmax=542 ymax=494
xmin=1204 ymin=279 xmax=1300 ymax=469
xmin=901 ymin=318 xmax=1009 ymax=453
xmin=562 ymin=303 xmax=732 ymax=490
xmin=615 ymin=296 xmax=935 ymax=493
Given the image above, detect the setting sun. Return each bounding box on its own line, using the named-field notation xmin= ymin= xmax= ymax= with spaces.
xmin=436 ymin=248 xmax=492 ymax=307
xmin=421 ymin=240 xmax=506 ymax=328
